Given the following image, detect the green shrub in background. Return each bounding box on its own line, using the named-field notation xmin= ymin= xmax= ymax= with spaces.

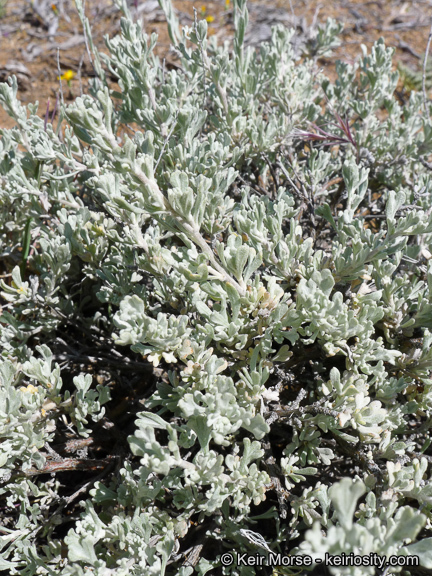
xmin=1 ymin=0 xmax=432 ymax=574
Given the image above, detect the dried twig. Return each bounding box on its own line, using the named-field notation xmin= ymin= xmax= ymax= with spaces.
xmin=423 ymin=18 xmax=432 ymax=111
xmin=262 ymin=441 xmax=291 ymax=519
xmin=79 ymin=0 xmax=99 ymax=81
xmin=261 ymin=153 xmax=280 ymax=197
xmin=12 ymin=456 xmax=116 ymax=479
xmin=77 ymin=51 xmax=85 ymax=96
xmin=44 ymin=98 xmax=50 ymax=132
xmin=56 ymin=48 xmax=64 ymax=107
xmin=277 ymin=402 xmax=340 ymax=420
xmin=182 ymin=544 xmax=204 ymax=567
xmin=277 ymin=158 xmax=316 ymax=236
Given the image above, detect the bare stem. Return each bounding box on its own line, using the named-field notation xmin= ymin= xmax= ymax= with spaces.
xmin=422 ymin=19 xmax=432 ymax=112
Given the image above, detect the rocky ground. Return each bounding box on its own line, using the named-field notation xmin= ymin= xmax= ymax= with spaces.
xmin=0 ymin=0 xmax=432 ymax=131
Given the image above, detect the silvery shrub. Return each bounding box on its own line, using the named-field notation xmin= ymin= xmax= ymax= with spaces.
xmin=1 ymin=0 xmax=432 ymax=574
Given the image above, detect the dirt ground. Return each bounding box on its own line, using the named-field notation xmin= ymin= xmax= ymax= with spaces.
xmin=0 ymin=0 xmax=432 ymax=130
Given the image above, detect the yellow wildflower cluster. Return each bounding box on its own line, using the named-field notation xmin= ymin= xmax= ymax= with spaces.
xmin=20 ymin=384 xmax=39 ymax=394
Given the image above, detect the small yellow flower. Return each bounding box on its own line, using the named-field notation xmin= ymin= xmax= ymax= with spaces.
xmin=17 ymin=286 xmax=26 ymax=294
xmin=58 ymin=70 xmax=75 ymax=82
xmin=225 ymin=0 xmax=229 ymax=8
xmin=20 ymin=384 xmax=39 ymax=394
xmin=200 ymin=5 xmax=206 ymax=14
xmin=51 ymin=3 xmax=58 ymax=14
xmin=205 ymin=15 xmax=215 ymax=22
